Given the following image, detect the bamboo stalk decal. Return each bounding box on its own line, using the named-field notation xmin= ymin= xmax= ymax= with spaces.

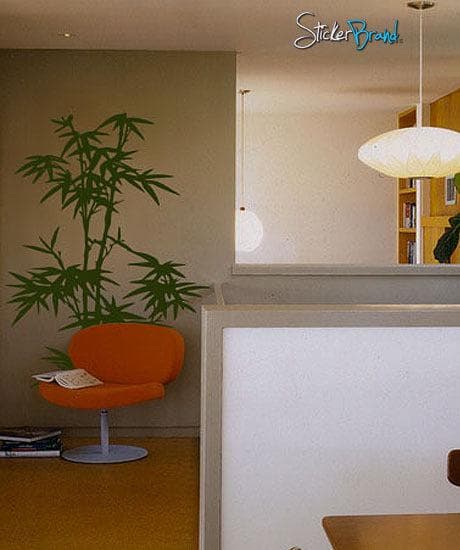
xmin=9 ymin=113 xmax=207 ymax=368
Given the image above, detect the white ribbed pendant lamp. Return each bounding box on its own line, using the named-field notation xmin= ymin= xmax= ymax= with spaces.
xmin=358 ymin=1 xmax=460 ymax=178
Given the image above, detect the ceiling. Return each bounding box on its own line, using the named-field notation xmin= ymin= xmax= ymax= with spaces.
xmin=1 ymin=0 xmax=459 ymax=113
xmin=0 ymin=0 xmax=458 ymax=52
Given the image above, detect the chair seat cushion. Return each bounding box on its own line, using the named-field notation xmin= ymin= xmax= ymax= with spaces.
xmin=39 ymin=381 xmax=165 ymax=410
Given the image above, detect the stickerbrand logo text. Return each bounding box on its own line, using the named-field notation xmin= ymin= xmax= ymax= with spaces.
xmin=294 ymin=12 xmax=400 ymax=51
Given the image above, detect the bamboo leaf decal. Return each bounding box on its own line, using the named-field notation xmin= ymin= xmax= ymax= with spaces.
xmin=42 ymin=347 xmax=74 ymax=370
xmin=10 ymin=114 xmax=208 ymax=366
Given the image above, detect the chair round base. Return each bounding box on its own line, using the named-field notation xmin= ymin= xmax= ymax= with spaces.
xmin=62 ymin=444 xmax=148 ymax=464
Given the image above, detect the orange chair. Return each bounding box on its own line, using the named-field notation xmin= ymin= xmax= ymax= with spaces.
xmin=39 ymin=323 xmax=184 ymax=463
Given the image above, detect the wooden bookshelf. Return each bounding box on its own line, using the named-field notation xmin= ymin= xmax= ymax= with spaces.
xmin=397 ymin=107 xmax=417 ymax=264
xmin=422 ymin=89 xmax=460 ymax=264
xmin=399 ymin=188 xmax=417 ymax=195
xmin=397 ymin=88 xmax=460 ymax=264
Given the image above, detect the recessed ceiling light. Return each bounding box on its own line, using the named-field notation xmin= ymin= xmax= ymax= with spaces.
xmin=59 ymin=32 xmax=74 ymax=38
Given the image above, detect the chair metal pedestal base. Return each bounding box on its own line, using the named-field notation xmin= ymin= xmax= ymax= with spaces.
xmin=62 ymin=409 xmax=148 ymax=464
xmin=62 ymin=444 xmax=148 ymax=464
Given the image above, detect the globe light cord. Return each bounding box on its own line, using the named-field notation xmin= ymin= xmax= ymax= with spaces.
xmin=235 ymin=89 xmax=264 ymax=253
xmin=238 ymin=89 xmax=251 ymax=211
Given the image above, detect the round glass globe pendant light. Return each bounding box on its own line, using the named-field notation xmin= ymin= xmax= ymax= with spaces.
xmin=236 ymin=209 xmax=264 ymax=253
xmin=358 ymin=1 xmax=460 ymax=178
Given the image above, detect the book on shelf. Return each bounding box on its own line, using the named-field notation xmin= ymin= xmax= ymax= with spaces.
xmin=402 ymin=202 xmax=416 ymax=229
xmin=407 ymin=240 xmax=416 ymax=264
xmin=0 ymin=427 xmax=62 ymax=443
xmin=32 ymin=368 xmax=103 ymax=389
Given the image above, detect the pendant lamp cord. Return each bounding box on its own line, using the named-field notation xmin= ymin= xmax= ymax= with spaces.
xmin=416 ymin=5 xmax=424 ymax=264
xmin=238 ymin=89 xmax=251 ymax=210
xmin=417 ymin=7 xmax=423 ymax=128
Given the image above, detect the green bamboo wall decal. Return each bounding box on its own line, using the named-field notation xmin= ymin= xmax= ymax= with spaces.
xmin=9 ymin=113 xmax=206 ymax=367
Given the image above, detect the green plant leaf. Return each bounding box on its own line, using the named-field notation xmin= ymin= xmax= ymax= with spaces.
xmin=50 ymin=227 xmax=60 ymax=248
xmin=433 ymin=213 xmax=460 ymax=263
xmin=40 ymin=184 xmax=62 ymax=203
xmin=12 ymin=112 xmax=202 ymax=331
xmin=42 ymin=347 xmax=74 ymax=371
xmin=123 ymin=246 xmax=208 ymax=322
xmin=23 ymin=245 xmax=51 ymax=255
xmin=16 ymin=155 xmax=68 ymax=184
xmin=97 ymin=296 xmax=144 ymax=324
xmin=129 ymin=117 xmax=154 ymax=126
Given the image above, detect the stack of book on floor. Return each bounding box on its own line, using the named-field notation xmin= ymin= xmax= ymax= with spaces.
xmin=0 ymin=427 xmax=62 ymax=458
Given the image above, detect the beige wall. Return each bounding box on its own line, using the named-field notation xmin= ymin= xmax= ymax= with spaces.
xmin=1 ymin=50 xmax=459 ymax=433
xmin=0 ymin=50 xmax=236 ymax=431
xmin=236 ymin=107 xmax=396 ymax=264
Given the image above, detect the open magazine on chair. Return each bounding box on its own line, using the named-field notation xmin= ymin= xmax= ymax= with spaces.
xmin=32 ymin=369 xmax=103 ymax=389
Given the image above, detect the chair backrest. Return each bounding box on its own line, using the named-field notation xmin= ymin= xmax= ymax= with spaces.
xmin=68 ymin=323 xmax=185 ymax=385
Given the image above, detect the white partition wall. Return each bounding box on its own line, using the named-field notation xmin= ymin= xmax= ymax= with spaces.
xmin=200 ymin=306 xmax=460 ymax=550
xmin=221 ymin=327 xmax=460 ymax=549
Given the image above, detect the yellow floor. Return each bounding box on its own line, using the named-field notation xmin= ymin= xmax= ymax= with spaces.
xmin=0 ymin=438 xmax=199 ymax=550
